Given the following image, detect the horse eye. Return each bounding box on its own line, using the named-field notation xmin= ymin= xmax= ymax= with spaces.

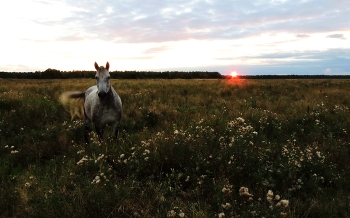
xmin=107 ymin=76 xmax=110 ymax=80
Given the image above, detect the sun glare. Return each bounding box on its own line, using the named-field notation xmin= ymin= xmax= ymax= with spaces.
xmin=226 ymin=70 xmax=244 ymax=86
xmin=231 ymin=71 xmax=237 ymax=78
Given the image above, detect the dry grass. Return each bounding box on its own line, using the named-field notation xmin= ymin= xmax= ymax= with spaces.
xmin=1 ymin=78 xmax=350 ymax=217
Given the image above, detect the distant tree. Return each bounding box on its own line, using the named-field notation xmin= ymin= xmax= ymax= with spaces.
xmin=39 ymin=68 xmax=62 ymax=79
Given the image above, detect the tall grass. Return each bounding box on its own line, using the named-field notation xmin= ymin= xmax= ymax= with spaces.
xmin=0 ymin=78 xmax=350 ymax=217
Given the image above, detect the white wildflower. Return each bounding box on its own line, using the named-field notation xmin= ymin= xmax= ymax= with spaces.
xmin=221 ymin=203 xmax=231 ymax=209
xmin=167 ymin=209 xmax=176 ymax=217
xmin=95 ymin=154 xmax=104 ymax=163
xmin=237 ymin=117 xmax=245 ymax=123
xmin=239 ymin=187 xmax=253 ymax=197
xmin=92 ymin=175 xmax=101 ymax=184
xmin=218 ymin=212 xmax=225 ymax=218
xmin=77 ymin=157 xmax=89 ymax=165
xmin=178 ymin=210 xmax=185 ymax=217
xmin=276 ymin=199 xmax=289 ymax=208
xmin=275 ymin=194 xmax=281 ymax=201
xmin=222 ymin=184 xmax=232 ymax=194
xmin=280 ymin=199 xmax=289 ymax=207
xmin=266 ymin=190 xmax=274 ymax=202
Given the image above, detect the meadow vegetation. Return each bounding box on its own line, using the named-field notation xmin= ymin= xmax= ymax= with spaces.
xmin=0 ymin=78 xmax=350 ymax=217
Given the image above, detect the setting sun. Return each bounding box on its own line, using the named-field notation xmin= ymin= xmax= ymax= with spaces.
xmin=231 ymin=71 xmax=237 ymax=78
xmin=227 ymin=70 xmax=243 ymax=86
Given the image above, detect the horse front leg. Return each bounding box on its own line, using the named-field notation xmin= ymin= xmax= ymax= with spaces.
xmin=113 ymin=122 xmax=120 ymax=141
xmin=84 ymin=117 xmax=92 ymax=144
xmin=95 ymin=123 xmax=105 ymax=142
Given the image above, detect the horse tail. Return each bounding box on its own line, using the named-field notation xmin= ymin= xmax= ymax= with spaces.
xmin=59 ymin=91 xmax=85 ymax=120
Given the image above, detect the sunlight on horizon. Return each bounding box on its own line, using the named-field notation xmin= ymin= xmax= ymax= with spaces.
xmin=231 ymin=71 xmax=237 ymax=77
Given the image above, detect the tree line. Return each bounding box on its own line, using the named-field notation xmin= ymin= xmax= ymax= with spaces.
xmin=1 ymin=68 xmax=349 ymax=79
xmin=0 ymin=68 xmax=223 ymax=79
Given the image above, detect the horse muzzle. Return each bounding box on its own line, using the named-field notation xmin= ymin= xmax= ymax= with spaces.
xmin=98 ymin=91 xmax=107 ymax=100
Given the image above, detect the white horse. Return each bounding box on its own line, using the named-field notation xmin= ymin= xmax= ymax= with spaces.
xmin=60 ymin=62 xmax=122 ymax=143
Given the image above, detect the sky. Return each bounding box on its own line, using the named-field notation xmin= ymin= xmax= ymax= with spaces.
xmin=1 ymin=0 xmax=350 ymax=75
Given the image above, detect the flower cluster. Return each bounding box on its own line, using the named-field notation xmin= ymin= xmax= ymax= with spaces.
xmin=333 ymin=104 xmax=349 ymax=113
xmin=4 ymin=145 xmax=19 ymax=154
xmin=77 ymin=156 xmax=92 ymax=165
xmin=91 ymin=173 xmax=108 ymax=185
xmin=166 ymin=207 xmax=185 ymax=217
xmin=220 ymin=118 xmax=259 ymax=148
xmin=266 ymin=190 xmax=289 ymax=209
xmin=239 ymin=187 xmax=253 ymax=197
xmin=222 ymin=184 xmax=233 ymax=194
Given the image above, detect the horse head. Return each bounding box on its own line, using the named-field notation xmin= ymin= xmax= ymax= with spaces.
xmin=94 ymin=62 xmax=111 ymax=100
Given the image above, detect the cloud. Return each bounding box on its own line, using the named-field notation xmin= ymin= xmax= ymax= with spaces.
xmin=326 ymin=34 xmax=347 ymax=40
xmin=295 ymin=34 xmax=310 ymax=38
xmin=210 ymin=47 xmax=350 ymax=74
xmin=8 ymin=0 xmax=350 ymax=44
xmin=52 ymin=0 xmax=350 ymax=43
xmin=1 ymin=0 xmax=350 ymax=74
xmin=1 ymin=64 xmax=34 ymax=72
xmin=248 ymin=49 xmax=350 ymax=65
xmin=142 ymin=46 xmax=170 ymax=54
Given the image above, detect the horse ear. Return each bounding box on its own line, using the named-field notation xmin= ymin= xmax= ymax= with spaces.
xmin=106 ymin=62 xmax=110 ymax=70
xmin=94 ymin=62 xmax=99 ymax=71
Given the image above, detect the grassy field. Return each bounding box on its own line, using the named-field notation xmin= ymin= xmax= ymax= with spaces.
xmin=1 ymin=78 xmax=350 ymax=217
